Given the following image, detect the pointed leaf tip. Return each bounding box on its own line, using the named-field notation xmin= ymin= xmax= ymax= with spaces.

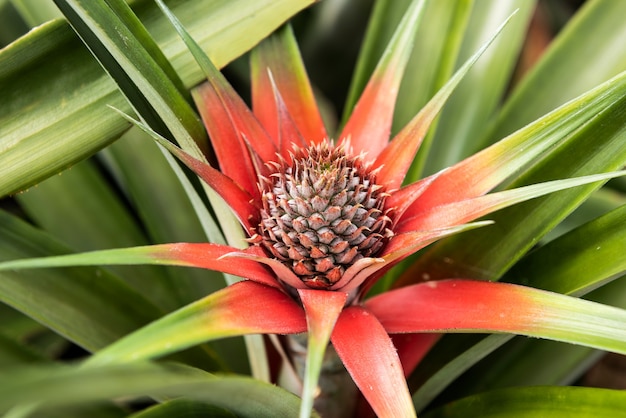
xmin=339 ymin=0 xmax=427 ymax=160
xmin=332 ymin=307 xmax=416 ymax=418
xmin=297 ymin=289 xmax=348 ymax=418
xmin=375 ymin=11 xmax=517 ymax=188
xmin=251 ymin=25 xmax=327 ymax=145
xmin=367 ymin=279 xmax=626 ymax=355
xmin=90 ymin=280 xmax=307 ymax=365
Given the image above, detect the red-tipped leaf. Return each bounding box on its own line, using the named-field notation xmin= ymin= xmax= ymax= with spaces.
xmin=251 ymin=25 xmax=327 ymax=145
xmin=397 ymin=171 xmax=626 ymax=233
xmin=374 ymin=12 xmax=512 ymax=189
xmin=331 ymin=306 xmax=416 ymax=418
xmin=298 ymin=289 xmax=348 ymax=418
xmin=153 ymin=137 xmax=260 ymax=231
xmin=338 ymin=0 xmax=426 ymax=160
xmin=90 ymin=280 xmax=307 ymax=365
xmin=366 ymin=279 xmax=626 ymax=354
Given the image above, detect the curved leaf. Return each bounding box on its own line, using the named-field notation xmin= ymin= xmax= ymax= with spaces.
xmin=0 ymin=0 xmax=314 ymax=196
xmin=424 ymin=386 xmax=626 ymax=418
xmin=368 ymin=279 xmax=626 ymax=355
xmin=0 ymin=362 xmax=316 ymax=418
xmin=487 ymin=0 xmax=626 ymax=144
xmin=88 ymin=281 xmax=306 ymax=366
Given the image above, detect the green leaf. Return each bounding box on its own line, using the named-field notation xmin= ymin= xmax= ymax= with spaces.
xmin=423 ymin=386 xmax=626 ymax=418
xmin=486 ymin=0 xmax=626 ymax=144
xmin=403 ymin=70 xmax=626 ymax=284
xmin=507 ymin=204 xmax=626 ymax=295
xmin=413 ymin=0 xmax=536 ymax=177
xmin=0 ymin=362 xmax=316 ymax=418
xmin=13 ymin=159 xmax=181 ymax=310
xmin=408 ymin=205 xmax=626 ymax=410
xmin=0 ymin=0 xmax=314 ymax=196
xmin=53 ymin=0 xmax=207 ymax=155
xmin=0 ymin=210 xmax=163 ymax=352
xmin=130 ymin=399 xmax=237 ymax=418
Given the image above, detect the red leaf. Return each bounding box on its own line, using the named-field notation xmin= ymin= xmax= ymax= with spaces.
xmin=270 ymin=76 xmax=308 ymax=157
xmin=205 ymin=280 xmax=307 ymax=336
xmin=155 ymin=140 xmax=260 ymax=231
xmin=373 ymin=104 xmax=432 ymax=190
xmin=392 ymin=333 xmax=440 ymax=377
xmin=332 ymin=306 xmax=416 ymax=418
xmin=151 ymin=243 xmax=280 ymax=289
xmin=366 ymin=279 xmax=539 ymax=334
xmin=193 ymin=74 xmax=277 ymax=199
xmin=386 ymin=172 xmax=442 ymax=224
xmin=338 ymin=0 xmax=425 ymax=161
xmin=251 ymin=25 xmax=327 ymax=146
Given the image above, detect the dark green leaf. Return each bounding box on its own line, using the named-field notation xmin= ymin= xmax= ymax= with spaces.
xmin=0 ymin=209 xmax=163 ymax=352
xmin=130 ymin=399 xmax=237 ymax=418
xmin=0 ymin=362 xmax=316 ymax=418
xmin=424 ymin=386 xmax=626 ymax=418
xmin=0 ymin=0 xmax=314 ymax=196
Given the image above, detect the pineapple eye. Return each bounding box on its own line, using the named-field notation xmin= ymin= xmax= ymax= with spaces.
xmin=257 ymin=141 xmax=393 ymax=289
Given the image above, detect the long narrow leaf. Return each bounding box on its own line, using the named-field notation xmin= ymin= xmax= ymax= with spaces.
xmin=368 ymin=279 xmax=626 ymax=354
xmin=87 ymin=281 xmax=306 ymax=366
xmin=486 ymin=0 xmax=626 ymax=144
xmin=423 ymin=386 xmax=626 ymax=418
xmin=0 ymin=362 xmax=315 ymax=418
xmin=0 ymin=0 xmax=314 ymax=196
xmin=0 ymin=211 xmax=163 ymax=352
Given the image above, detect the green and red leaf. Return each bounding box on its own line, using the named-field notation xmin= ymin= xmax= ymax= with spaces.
xmin=298 ymin=289 xmax=348 ymax=418
xmin=374 ymin=12 xmax=514 ymax=189
xmin=338 ymin=0 xmax=426 ymax=160
xmin=251 ymin=25 xmax=327 ymax=146
xmin=90 ymin=280 xmax=307 ymax=366
xmin=367 ymin=279 xmax=626 ymax=354
xmin=331 ymin=306 xmax=416 ymax=418
xmin=0 ymin=243 xmax=280 ymax=289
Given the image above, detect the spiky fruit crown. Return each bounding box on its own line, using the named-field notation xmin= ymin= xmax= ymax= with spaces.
xmin=257 ymin=141 xmax=393 ymax=289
